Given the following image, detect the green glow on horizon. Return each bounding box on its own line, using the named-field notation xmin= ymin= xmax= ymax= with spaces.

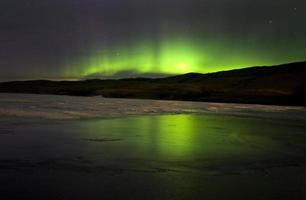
xmin=63 ymin=36 xmax=296 ymax=78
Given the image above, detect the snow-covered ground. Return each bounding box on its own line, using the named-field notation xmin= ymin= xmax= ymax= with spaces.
xmin=0 ymin=93 xmax=305 ymax=120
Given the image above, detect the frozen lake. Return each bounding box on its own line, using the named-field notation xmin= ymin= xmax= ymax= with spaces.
xmin=0 ymin=94 xmax=306 ymax=199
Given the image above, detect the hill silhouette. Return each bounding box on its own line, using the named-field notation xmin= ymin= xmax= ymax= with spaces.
xmin=0 ymin=61 xmax=305 ymax=105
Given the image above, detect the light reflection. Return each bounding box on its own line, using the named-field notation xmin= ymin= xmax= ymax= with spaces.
xmin=81 ymin=114 xmax=281 ymax=161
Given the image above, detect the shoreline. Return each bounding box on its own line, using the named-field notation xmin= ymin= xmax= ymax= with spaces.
xmin=0 ymin=93 xmax=305 ymax=121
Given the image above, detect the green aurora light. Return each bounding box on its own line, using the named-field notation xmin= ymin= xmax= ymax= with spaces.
xmin=2 ymin=0 xmax=306 ymax=81
xmin=63 ymin=36 xmax=305 ymax=78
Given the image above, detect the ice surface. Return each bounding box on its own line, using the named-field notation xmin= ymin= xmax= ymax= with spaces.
xmin=0 ymin=93 xmax=305 ymax=120
xmin=1 ymin=94 xmax=306 ymax=199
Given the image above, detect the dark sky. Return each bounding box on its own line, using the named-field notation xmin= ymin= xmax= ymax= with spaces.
xmin=1 ymin=0 xmax=306 ymax=80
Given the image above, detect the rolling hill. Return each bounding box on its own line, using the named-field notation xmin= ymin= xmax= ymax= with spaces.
xmin=0 ymin=61 xmax=305 ymax=105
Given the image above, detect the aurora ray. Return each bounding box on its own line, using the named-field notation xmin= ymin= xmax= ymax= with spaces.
xmin=1 ymin=0 xmax=306 ymax=80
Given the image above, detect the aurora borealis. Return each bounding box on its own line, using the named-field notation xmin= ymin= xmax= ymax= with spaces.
xmin=1 ymin=0 xmax=306 ymax=80
xmin=64 ymin=36 xmax=289 ymax=78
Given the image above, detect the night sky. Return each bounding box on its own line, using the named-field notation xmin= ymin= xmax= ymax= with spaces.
xmin=1 ymin=0 xmax=306 ymax=80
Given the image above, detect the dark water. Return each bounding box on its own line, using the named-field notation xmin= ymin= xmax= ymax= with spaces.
xmin=1 ymin=114 xmax=306 ymax=200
